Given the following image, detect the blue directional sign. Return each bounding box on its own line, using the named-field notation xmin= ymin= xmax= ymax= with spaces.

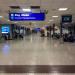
xmin=9 ymin=13 xmax=45 ymax=21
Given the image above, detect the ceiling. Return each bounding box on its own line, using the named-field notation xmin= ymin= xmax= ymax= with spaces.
xmin=0 ymin=0 xmax=75 ymax=27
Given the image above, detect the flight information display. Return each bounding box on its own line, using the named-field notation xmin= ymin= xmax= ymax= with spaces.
xmin=9 ymin=13 xmax=45 ymax=21
xmin=1 ymin=26 xmax=10 ymax=34
xmin=62 ymin=15 xmax=72 ymax=23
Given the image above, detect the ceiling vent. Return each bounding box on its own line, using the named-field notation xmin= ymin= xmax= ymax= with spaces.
xmin=9 ymin=6 xmax=20 ymax=9
xmin=30 ymin=6 xmax=40 ymax=9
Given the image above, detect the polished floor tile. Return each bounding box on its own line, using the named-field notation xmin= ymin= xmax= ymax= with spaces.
xmin=0 ymin=35 xmax=75 ymax=65
xmin=0 ymin=73 xmax=75 ymax=75
xmin=0 ymin=34 xmax=75 ymax=73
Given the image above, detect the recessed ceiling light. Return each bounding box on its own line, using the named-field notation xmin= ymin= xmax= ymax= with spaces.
xmin=22 ymin=8 xmax=31 ymax=12
xmin=52 ymin=16 xmax=58 ymax=18
xmin=58 ymin=8 xmax=68 ymax=11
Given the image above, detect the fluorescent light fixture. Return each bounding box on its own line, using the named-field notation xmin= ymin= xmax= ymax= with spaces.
xmin=32 ymin=22 xmax=36 ymax=23
xmin=14 ymin=22 xmax=18 ymax=23
xmin=8 ymin=20 xmax=10 ymax=21
xmin=49 ymin=20 xmax=54 ymax=21
xmin=0 ymin=16 xmax=3 ymax=18
xmin=48 ymin=22 xmax=50 ymax=23
xmin=58 ymin=8 xmax=68 ymax=11
xmin=22 ymin=8 xmax=31 ymax=12
xmin=52 ymin=16 xmax=58 ymax=18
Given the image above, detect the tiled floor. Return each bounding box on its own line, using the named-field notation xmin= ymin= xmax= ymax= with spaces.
xmin=0 ymin=34 xmax=75 ymax=74
xmin=0 ymin=34 xmax=75 ymax=65
xmin=0 ymin=73 xmax=75 ymax=75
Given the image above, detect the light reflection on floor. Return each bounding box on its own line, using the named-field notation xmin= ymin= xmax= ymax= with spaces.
xmin=0 ymin=35 xmax=75 ymax=65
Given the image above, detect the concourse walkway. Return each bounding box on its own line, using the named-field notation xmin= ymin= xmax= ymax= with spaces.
xmin=0 ymin=34 xmax=75 ymax=74
xmin=0 ymin=34 xmax=75 ymax=65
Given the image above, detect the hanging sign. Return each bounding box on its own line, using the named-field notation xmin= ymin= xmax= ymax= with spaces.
xmin=9 ymin=13 xmax=45 ymax=21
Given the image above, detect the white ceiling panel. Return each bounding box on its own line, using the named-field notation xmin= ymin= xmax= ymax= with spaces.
xmin=0 ymin=0 xmax=75 ymax=27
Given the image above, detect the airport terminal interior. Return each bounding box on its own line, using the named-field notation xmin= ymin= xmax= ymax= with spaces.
xmin=0 ymin=0 xmax=75 ymax=75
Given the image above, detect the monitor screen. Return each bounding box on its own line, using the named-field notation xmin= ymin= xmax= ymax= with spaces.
xmin=62 ymin=15 xmax=72 ymax=23
xmin=1 ymin=26 xmax=10 ymax=34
